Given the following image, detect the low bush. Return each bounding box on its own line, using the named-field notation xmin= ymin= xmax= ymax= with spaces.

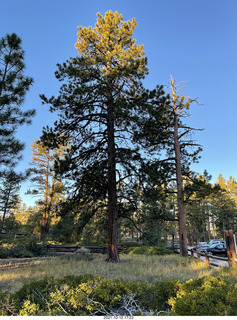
xmin=25 ymin=239 xmax=43 ymax=256
xmin=169 ymin=276 xmax=233 ymax=316
xmin=2 ymin=274 xmax=237 ymax=315
xmin=3 ymin=275 xmax=177 ymax=316
xmin=119 ymin=241 xmax=142 ymax=248
xmin=122 ymin=246 xmax=174 ymax=255
xmin=13 ymin=275 xmax=93 ymax=313
xmin=8 ymin=248 xmax=33 ymax=258
xmin=0 ymin=289 xmax=15 ymax=316
xmin=0 ymin=247 xmax=8 ymax=258
xmin=8 ymin=248 xmax=23 ymax=258
xmin=226 ymin=284 xmax=237 ymax=315
xmin=0 ymin=237 xmax=43 ymax=258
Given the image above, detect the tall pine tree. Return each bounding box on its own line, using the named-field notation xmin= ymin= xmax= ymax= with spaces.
xmin=26 ymin=138 xmax=67 ymax=240
xmin=40 ymin=11 xmax=163 ymax=261
xmin=137 ymin=77 xmax=203 ymax=256
xmin=0 ymin=33 xmax=35 ymax=172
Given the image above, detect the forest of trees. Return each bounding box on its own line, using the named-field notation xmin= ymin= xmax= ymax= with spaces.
xmin=1 ymin=11 xmax=236 ymax=262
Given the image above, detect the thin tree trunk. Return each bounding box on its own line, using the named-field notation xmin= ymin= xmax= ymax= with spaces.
xmin=40 ymin=155 xmax=49 ymax=241
xmin=207 ymin=207 xmax=211 ymax=241
xmin=45 ymin=173 xmax=56 ymax=233
xmin=174 ymin=222 xmax=178 ymax=243
xmin=223 ymin=217 xmax=225 ymax=235
xmin=213 ymin=215 xmax=216 ymax=239
xmin=174 ymin=113 xmax=188 ymax=256
xmin=106 ymin=103 xmax=119 ymax=262
xmin=191 ymin=231 xmax=194 ymax=246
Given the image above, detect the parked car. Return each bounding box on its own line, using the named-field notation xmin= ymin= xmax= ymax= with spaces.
xmin=206 ymin=239 xmax=225 ymax=246
xmin=199 ymin=242 xmax=208 ymax=246
xmin=192 ymin=244 xmax=210 ymax=251
xmin=192 ymin=239 xmax=225 ymax=251
xmin=206 ymin=243 xmax=227 ymax=256
xmin=197 ymin=245 xmax=211 ymax=252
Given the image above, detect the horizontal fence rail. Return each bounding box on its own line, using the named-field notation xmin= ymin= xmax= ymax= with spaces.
xmin=188 ymin=248 xmax=232 ymax=268
xmin=45 ymin=244 xmax=127 ymax=254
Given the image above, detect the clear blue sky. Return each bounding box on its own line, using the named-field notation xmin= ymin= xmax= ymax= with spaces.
xmin=1 ymin=0 xmax=237 ymax=205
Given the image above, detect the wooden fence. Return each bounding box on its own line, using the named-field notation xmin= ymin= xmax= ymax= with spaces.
xmin=185 ymin=230 xmax=237 ymax=268
xmin=188 ymin=248 xmax=230 ymax=268
xmin=45 ymin=244 xmax=127 ymax=254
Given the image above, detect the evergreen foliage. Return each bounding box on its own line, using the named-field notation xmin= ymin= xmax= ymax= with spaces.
xmin=2 ymin=274 xmax=237 ymax=316
xmin=136 ymin=77 xmax=204 ymax=255
xmin=26 ymin=138 xmax=67 ymax=239
xmin=40 ymin=11 xmax=167 ymax=261
xmin=0 ymin=33 xmax=35 ymax=172
xmin=0 ymin=170 xmax=25 ymax=236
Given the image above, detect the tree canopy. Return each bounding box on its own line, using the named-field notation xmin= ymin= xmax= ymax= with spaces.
xmin=40 ymin=11 xmax=165 ymax=261
xmin=0 ymin=33 xmax=35 ymax=173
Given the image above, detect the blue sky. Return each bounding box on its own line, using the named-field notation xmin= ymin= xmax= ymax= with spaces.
xmin=1 ymin=0 xmax=237 ymax=205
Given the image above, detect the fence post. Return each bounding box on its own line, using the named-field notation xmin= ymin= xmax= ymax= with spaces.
xmin=191 ymin=249 xmax=194 ymax=257
xmin=225 ymin=230 xmax=237 ymax=267
xmin=229 ymin=230 xmax=237 ymax=267
xmin=197 ymin=250 xmax=201 ymax=260
xmin=205 ymin=252 xmax=210 ymax=267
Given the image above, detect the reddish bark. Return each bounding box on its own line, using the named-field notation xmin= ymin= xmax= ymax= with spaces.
xmin=106 ymin=103 xmax=119 ymax=262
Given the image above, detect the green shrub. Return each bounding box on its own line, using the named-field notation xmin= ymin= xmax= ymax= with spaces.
xmin=25 ymin=239 xmax=43 ymax=256
xmin=19 ymin=249 xmax=34 ymax=258
xmin=122 ymin=246 xmax=173 ymax=255
xmin=0 ymin=237 xmax=43 ymax=258
xmin=13 ymin=276 xmax=57 ymax=311
xmin=146 ymin=247 xmax=174 ymax=255
xmin=12 ymin=275 xmax=172 ymax=315
xmin=119 ymin=241 xmax=142 ymax=248
xmin=0 ymin=289 xmax=15 ymax=316
xmin=13 ymin=274 xmax=95 ymax=313
xmin=6 ymin=248 xmax=32 ymax=258
xmin=8 ymin=248 xmax=23 ymax=258
xmin=145 ymin=280 xmax=180 ymax=311
xmin=169 ymin=276 xmax=232 ymax=316
xmin=0 ymin=276 xmax=180 ymax=315
xmin=225 ymin=284 xmax=237 ymax=315
xmin=3 ymin=274 xmax=237 ymax=316
xmin=0 ymin=247 xmax=8 ymax=258
xmin=18 ymin=300 xmax=41 ymax=316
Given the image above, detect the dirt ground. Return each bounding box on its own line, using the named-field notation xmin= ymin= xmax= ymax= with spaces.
xmin=0 ymin=257 xmax=45 ymax=271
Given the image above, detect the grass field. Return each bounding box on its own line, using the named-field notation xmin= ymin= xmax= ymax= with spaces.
xmin=0 ymin=253 xmax=231 ymax=293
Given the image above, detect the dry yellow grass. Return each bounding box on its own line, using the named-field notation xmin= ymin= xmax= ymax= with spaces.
xmin=0 ymin=253 xmax=220 ymax=293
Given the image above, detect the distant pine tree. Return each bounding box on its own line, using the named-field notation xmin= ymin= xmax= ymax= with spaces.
xmin=26 ymin=138 xmax=67 ymax=240
xmin=0 ymin=170 xmax=23 ymax=236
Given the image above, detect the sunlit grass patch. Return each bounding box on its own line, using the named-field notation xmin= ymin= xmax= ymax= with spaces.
xmin=0 ymin=253 xmax=220 ymax=293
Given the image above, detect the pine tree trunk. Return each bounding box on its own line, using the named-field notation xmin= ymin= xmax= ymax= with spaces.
xmin=40 ymin=155 xmax=49 ymax=241
xmin=213 ymin=215 xmax=216 ymax=239
xmin=207 ymin=209 xmax=211 ymax=241
xmin=174 ymin=222 xmax=178 ymax=243
xmin=106 ymin=103 xmax=119 ymax=262
xmin=174 ymin=113 xmax=188 ymax=256
xmin=45 ymin=173 xmax=56 ymax=233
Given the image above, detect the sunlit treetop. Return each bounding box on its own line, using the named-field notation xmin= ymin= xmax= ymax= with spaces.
xmin=168 ymin=75 xmax=199 ymax=117
xmin=75 ymin=10 xmax=147 ymax=77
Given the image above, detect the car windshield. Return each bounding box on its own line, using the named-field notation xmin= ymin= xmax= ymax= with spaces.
xmin=210 ymin=244 xmax=225 ymax=248
xmin=207 ymin=240 xmax=223 ymax=244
